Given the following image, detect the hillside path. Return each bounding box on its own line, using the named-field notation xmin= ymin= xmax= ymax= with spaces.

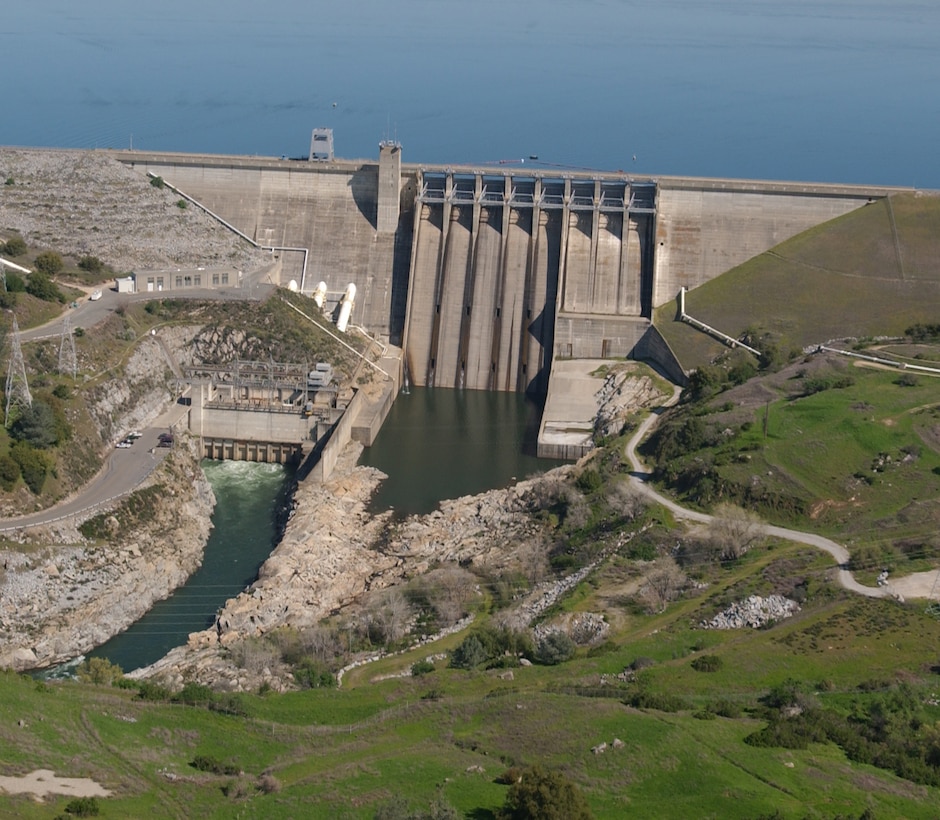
xmin=623 ymin=385 xmax=895 ymax=600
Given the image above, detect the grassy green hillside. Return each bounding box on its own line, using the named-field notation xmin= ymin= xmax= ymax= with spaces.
xmin=655 ymin=192 xmax=940 ymax=371
xmin=3 ymin=564 xmax=940 ymax=819
xmin=640 ymin=352 xmax=940 ymax=571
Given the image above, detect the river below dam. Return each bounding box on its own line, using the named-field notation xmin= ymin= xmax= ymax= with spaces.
xmin=86 ymin=460 xmax=293 ymax=673
xmin=85 ymin=388 xmax=563 ymax=673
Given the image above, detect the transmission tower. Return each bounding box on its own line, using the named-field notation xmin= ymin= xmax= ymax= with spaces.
xmin=5 ymin=315 xmax=32 ymax=425
xmin=58 ymin=314 xmax=77 ymax=378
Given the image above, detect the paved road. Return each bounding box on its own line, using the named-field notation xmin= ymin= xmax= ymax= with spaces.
xmin=21 ymin=282 xmax=274 ymax=343
xmin=0 ymin=395 xmax=190 ymax=533
xmin=624 ymin=385 xmax=887 ymax=599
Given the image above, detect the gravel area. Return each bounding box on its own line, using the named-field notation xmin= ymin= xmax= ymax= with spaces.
xmin=0 ymin=148 xmax=271 ymax=273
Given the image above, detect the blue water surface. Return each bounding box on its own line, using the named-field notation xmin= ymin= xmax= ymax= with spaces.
xmin=2 ymin=1 xmax=937 ymax=187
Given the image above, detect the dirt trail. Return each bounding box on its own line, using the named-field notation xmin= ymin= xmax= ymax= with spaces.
xmin=624 ymin=387 xmax=939 ymax=601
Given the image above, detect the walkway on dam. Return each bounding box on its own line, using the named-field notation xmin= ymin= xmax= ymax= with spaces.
xmin=623 ymin=386 xmax=938 ymax=602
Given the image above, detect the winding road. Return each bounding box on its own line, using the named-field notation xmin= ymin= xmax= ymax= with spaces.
xmin=622 ymin=385 xmax=933 ymax=601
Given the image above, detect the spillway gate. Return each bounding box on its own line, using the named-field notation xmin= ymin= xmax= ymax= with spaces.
xmin=402 ymin=170 xmax=657 ymax=394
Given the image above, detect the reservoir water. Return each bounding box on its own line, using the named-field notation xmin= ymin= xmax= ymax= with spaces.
xmin=3 ymin=2 xmax=938 ymax=188
xmin=88 ymin=460 xmax=292 ymax=673
xmin=359 ymin=387 xmax=565 ymax=517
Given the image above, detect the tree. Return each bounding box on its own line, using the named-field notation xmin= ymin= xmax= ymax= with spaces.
xmin=497 ymin=765 xmax=594 ymax=820
xmin=26 ymin=271 xmax=63 ymax=302
xmin=10 ymin=401 xmax=60 ymax=448
xmin=34 ymin=250 xmax=63 ymax=276
xmin=641 ymin=557 xmax=687 ymax=613
xmin=417 ymin=566 xmax=477 ymax=626
xmin=605 ymin=480 xmax=646 ymax=522
xmin=450 ymin=634 xmax=488 ymax=669
xmin=76 ymin=657 xmax=124 ymax=685
xmin=364 ymin=587 xmax=413 ymax=645
xmin=705 ymin=503 xmax=766 ymax=560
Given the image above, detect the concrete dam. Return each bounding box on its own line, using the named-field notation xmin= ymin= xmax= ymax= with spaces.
xmin=115 ymin=146 xmax=906 ymax=394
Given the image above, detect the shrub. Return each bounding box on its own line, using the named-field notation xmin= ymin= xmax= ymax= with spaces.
xmin=63 ymin=796 xmax=100 ymax=816
xmin=691 ymin=654 xmax=723 ymax=672
xmin=0 ymin=454 xmax=19 ymax=491
xmin=0 ymin=291 xmax=15 ymax=309
xmin=9 ymin=441 xmax=49 ymax=494
xmin=174 ymin=682 xmax=214 ymax=705
xmin=5 ymin=271 xmax=25 ymax=291
xmin=535 ymin=631 xmax=576 ymax=665
xmin=411 ymin=659 xmax=435 ymax=676
xmin=575 ymin=468 xmax=603 ymax=494
xmin=150 ymin=175 xmax=165 ymax=188
xmin=26 ymin=270 xmax=63 ymax=302
xmin=136 ymin=680 xmax=171 ymax=701
xmin=34 ymin=251 xmax=64 ymax=276
xmin=292 ymin=658 xmax=336 ymax=689
xmin=1 ymin=236 xmax=26 ymax=257
xmin=177 ymin=199 xmax=188 ymax=209
xmin=78 ymin=255 xmax=105 ymax=274
xmin=625 ymin=690 xmax=689 ymax=712
xmin=497 ymin=765 xmax=594 ymax=820
xmin=257 ymin=773 xmax=281 ymax=794
xmin=190 ymin=755 xmax=240 ymax=776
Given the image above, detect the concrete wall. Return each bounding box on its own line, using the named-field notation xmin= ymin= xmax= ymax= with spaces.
xmin=651 ymin=178 xmax=903 ymax=308
xmin=307 ymin=388 xmax=364 ymax=483
xmin=202 ymin=438 xmax=304 ymax=464
xmin=632 ymin=325 xmax=688 ymax=385
xmin=114 ymin=151 xmax=407 ymax=337
xmin=113 ymin=151 xmax=910 ymax=394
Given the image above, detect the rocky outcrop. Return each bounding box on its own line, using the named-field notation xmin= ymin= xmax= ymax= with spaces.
xmin=594 ymin=369 xmax=665 ymax=440
xmin=86 ymin=325 xmax=200 ymax=443
xmin=0 ymin=437 xmax=214 ymax=671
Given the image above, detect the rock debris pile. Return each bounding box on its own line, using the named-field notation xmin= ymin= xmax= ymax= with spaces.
xmin=701 ymin=594 xmax=800 ymax=630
